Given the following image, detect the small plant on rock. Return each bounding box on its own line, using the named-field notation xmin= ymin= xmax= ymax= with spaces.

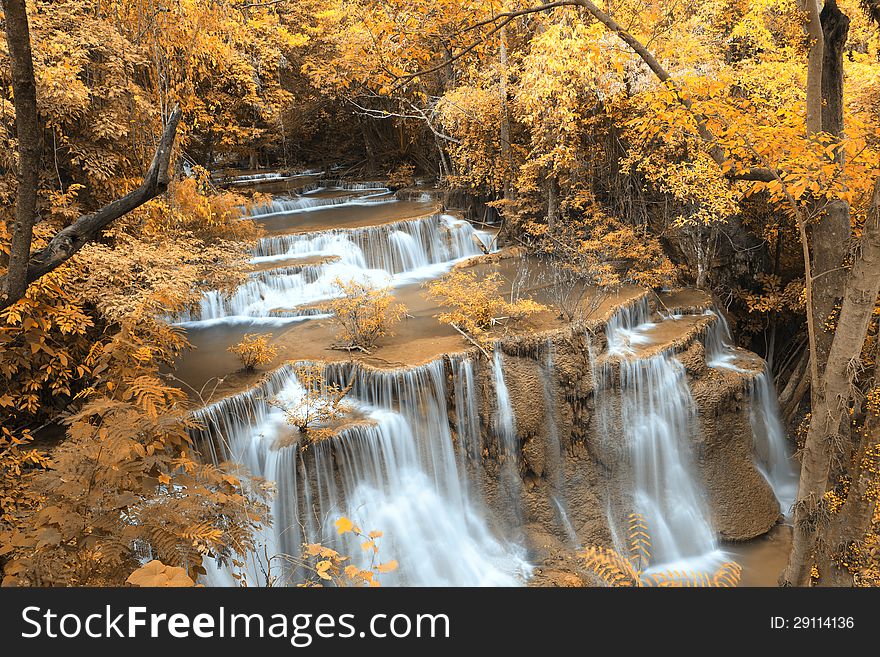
xmin=280 ymin=363 xmax=353 ymax=445
xmin=329 ymin=278 xmax=407 ymax=352
xmin=228 ymin=333 xmax=277 ymax=371
xmin=423 ymin=269 xmax=546 ymax=345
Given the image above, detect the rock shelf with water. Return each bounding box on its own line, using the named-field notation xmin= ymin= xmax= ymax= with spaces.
xmin=171 ymin=176 xmax=797 ymax=587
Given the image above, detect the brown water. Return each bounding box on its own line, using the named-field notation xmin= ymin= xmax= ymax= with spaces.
xmin=725 ymin=524 xmax=793 ymax=586
xmin=257 ymin=199 xmax=436 ymax=235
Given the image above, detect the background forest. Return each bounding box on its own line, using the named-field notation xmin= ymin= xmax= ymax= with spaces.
xmin=1 ymin=0 xmax=879 ymax=587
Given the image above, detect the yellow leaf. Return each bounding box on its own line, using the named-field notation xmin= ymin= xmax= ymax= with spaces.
xmin=377 ymin=560 xmax=398 ymax=573
xmin=335 ymin=517 xmax=354 ymax=535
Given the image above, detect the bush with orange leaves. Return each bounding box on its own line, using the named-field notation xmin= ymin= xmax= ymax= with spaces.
xmin=424 ymin=269 xmax=546 ymax=344
xmin=228 ymin=333 xmax=278 ymax=371
xmin=329 ymin=279 xmax=407 ymax=352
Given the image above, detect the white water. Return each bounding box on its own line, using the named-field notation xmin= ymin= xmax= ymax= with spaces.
xmin=248 ymin=189 xmax=393 ymax=217
xmin=605 ymin=298 xmax=655 ymax=356
xmin=597 ymin=301 xmax=723 ymax=570
xmin=451 ymin=355 xmax=485 ymax=503
xmin=177 ymin=213 xmax=493 ymax=324
xmin=491 ymin=351 xmax=524 ymax=529
xmin=219 ymin=169 xmax=323 ymax=185
xmin=703 ymin=309 xmax=798 ymax=515
xmin=543 ymin=340 xmax=578 ymax=547
xmin=195 ymin=361 xmax=530 ymax=586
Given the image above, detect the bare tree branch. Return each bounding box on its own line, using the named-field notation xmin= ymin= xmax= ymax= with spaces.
xmin=0 ymin=106 xmax=183 ymax=312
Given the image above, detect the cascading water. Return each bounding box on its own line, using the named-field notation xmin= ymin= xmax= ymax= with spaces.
xmin=194 ymin=360 xmax=530 ymax=587
xmin=248 ymin=189 xmax=393 ymax=217
xmin=218 ymin=169 xmax=322 ymax=186
xmin=179 ymin=173 xmax=794 ymax=588
xmin=703 ymin=309 xmax=798 ymax=515
xmin=596 ymin=300 xmax=721 ymax=569
xmin=542 ymin=340 xmax=578 ymax=547
xmin=450 ymin=355 xmax=485 ymax=502
xmin=491 ymin=350 xmax=524 ymax=530
xmin=747 ymin=369 xmax=799 ymax=515
xmin=177 ymin=213 xmax=493 ymax=324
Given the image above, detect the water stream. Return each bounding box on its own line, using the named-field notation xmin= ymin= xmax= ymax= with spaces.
xmin=596 ymin=300 xmax=722 ymax=569
xmin=703 ymin=309 xmax=798 ymax=515
xmin=195 ymin=361 xmax=531 ymax=586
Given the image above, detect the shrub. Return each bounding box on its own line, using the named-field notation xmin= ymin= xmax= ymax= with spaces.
xmin=228 ymin=333 xmax=277 ymax=371
xmin=387 ymin=163 xmax=416 ymax=190
xmin=423 ymin=269 xmax=546 ymax=343
xmin=329 ymin=279 xmax=407 ymax=351
xmin=281 ymin=363 xmax=352 ymax=444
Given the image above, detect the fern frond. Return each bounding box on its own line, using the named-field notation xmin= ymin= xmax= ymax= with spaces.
xmin=580 ymin=546 xmax=641 ymax=587
xmin=641 ymin=571 xmax=682 ymax=587
xmin=712 ymin=562 xmax=743 ymax=587
xmin=627 ymin=513 xmax=651 ymax=569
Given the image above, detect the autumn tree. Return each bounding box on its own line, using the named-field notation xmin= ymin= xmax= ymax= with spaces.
xmin=0 ymin=0 xmax=278 ymax=585
xmin=329 ymin=278 xmax=407 ymax=352
xmin=424 ymin=269 xmax=546 ymax=345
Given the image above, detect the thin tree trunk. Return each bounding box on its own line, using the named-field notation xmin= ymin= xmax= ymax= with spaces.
xmin=547 ymin=174 xmax=558 ymax=235
xmin=499 ymin=27 xmax=513 ymax=201
xmin=802 ymin=0 xmax=825 ymax=135
xmin=1 ymin=0 xmax=41 ymax=307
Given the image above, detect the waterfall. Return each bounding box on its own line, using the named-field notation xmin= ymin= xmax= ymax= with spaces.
xmin=195 ymin=360 xmax=530 ymax=586
xmin=703 ymin=308 xmax=739 ymax=369
xmin=247 ymin=189 xmax=393 ymax=217
xmin=617 ymin=354 xmax=719 ymax=566
xmin=177 ymin=214 xmax=493 ymax=324
xmin=314 ymin=180 xmax=389 ymax=191
xmin=605 ymin=297 xmax=655 ymax=356
xmin=252 ymin=214 xmax=488 ymax=267
xmin=218 ymin=169 xmax=323 ymax=186
xmin=491 ymin=350 xmax=524 ymax=529
xmin=747 ymin=366 xmax=799 ymax=515
xmin=451 ymin=355 xmax=485 ymax=501
xmin=543 ymin=340 xmax=578 ymax=547
xmin=597 ymin=305 xmax=721 ymax=569
xmin=703 ymin=308 xmax=797 ymax=514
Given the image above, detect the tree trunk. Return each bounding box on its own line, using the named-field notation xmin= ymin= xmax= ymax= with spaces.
xmin=778 ymin=348 xmax=809 ymax=410
xmin=802 ymin=0 xmax=825 ymax=135
xmin=811 ymin=1 xmax=851 ymax=386
xmin=1 ymin=0 xmax=41 ymax=307
xmin=817 ymin=335 xmax=880 ymax=586
xmin=782 ymin=178 xmax=880 ymax=586
xmin=547 ymin=174 xmax=558 ymax=235
xmin=499 ymin=27 xmax=513 ymax=201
